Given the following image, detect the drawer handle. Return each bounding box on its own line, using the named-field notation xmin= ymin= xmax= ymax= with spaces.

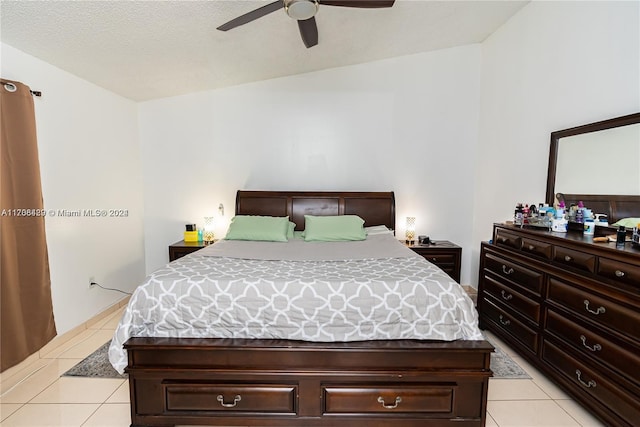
xmin=580 ymin=335 xmax=602 ymax=352
xmin=377 ymin=396 xmax=402 ymax=409
xmin=615 ymin=270 xmax=625 ymax=278
xmin=564 ymin=255 xmax=573 ymax=262
xmin=527 ymin=244 xmax=535 ymax=251
xmin=498 ymin=315 xmax=511 ymax=326
xmin=575 ymin=369 xmax=596 ymax=389
xmin=583 ymin=300 xmax=606 ymax=315
xmin=217 ymin=394 xmax=241 ymax=408
xmin=501 ymin=290 xmax=513 ymax=301
xmin=502 ymin=265 xmax=515 ymax=275
xmin=499 ymin=237 xmax=507 ymax=243
xmin=431 ymin=257 xmax=437 ymax=262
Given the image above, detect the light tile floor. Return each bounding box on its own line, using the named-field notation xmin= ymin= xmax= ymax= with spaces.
xmin=0 ymin=307 xmax=606 ymax=427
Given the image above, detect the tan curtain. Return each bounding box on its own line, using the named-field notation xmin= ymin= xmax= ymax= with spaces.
xmin=1 ymin=79 xmax=56 ymax=372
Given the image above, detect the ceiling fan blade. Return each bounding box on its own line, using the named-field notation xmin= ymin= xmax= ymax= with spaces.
xmin=217 ymin=0 xmax=284 ymax=31
xmin=298 ymin=17 xmax=318 ymax=48
xmin=318 ymin=0 xmax=395 ymax=8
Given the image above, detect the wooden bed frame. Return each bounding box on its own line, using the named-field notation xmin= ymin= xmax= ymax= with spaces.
xmin=124 ymin=190 xmax=493 ymax=427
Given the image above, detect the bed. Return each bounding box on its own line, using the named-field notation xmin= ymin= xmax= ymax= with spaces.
xmin=112 ymin=190 xmax=493 ymax=427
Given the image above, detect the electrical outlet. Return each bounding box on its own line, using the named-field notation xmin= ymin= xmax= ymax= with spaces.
xmin=89 ymin=276 xmax=96 ymax=289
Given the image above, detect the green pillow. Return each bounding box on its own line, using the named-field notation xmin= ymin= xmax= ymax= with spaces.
xmin=612 ymin=218 xmax=640 ymax=228
xmin=303 ymin=215 xmax=366 ymax=242
xmin=225 ymin=215 xmax=290 ymax=242
xmin=287 ymin=221 xmax=296 ymax=239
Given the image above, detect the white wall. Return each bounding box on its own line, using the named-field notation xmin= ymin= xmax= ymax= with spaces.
xmin=1 ymin=43 xmax=146 ymax=334
xmin=139 ymin=45 xmax=482 ymax=283
xmin=2 ymin=0 xmax=637 ymax=338
xmin=471 ymin=0 xmax=640 ymax=285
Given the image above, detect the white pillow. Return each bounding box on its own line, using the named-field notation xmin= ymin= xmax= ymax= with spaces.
xmin=365 ymin=225 xmax=394 ymax=236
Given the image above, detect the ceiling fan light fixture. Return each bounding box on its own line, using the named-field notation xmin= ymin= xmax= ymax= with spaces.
xmin=285 ymin=0 xmax=319 ymax=20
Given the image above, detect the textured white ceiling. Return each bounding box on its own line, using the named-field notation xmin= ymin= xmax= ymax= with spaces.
xmin=1 ymin=0 xmax=528 ymax=101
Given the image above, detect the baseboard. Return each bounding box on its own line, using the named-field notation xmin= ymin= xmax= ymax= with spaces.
xmin=462 ymin=285 xmax=478 ymax=306
xmin=38 ymin=296 xmax=130 ymax=358
xmin=0 ymin=296 xmax=129 ymax=392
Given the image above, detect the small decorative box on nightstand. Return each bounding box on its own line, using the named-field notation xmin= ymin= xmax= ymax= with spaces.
xmin=168 ymin=240 xmax=207 ymax=262
xmin=405 ymin=240 xmax=462 ymax=283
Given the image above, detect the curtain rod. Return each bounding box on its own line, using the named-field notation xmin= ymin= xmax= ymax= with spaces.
xmin=2 ymin=81 xmax=41 ymax=96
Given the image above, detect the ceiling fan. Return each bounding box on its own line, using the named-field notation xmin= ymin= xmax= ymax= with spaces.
xmin=217 ymin=0 xmax=396 ymax=48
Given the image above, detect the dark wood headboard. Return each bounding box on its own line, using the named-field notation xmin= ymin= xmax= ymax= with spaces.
xmin=235 ymin=191 xmax=396 ymax=232
xmin=559 ymin=193 xmax=640 ymax=224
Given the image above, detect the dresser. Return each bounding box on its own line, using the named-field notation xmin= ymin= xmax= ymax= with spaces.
xmin=478 ymin=223 xmax=640 ymax=426
xmin=406 ymin=241 xmax=462 ymax=282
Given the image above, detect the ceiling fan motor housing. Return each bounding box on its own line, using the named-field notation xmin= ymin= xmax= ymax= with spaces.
xmin=217 ymin=0 xmax=395 ymax=48
xmin=285 ymin=0 xmax=319 ymax=20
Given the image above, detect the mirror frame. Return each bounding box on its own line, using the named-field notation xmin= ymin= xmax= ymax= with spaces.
xmin=546 ymin=112 xmax=640 ymax=209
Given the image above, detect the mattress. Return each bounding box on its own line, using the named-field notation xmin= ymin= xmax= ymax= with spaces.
xmin=108 ymin=232 xmax=483 ymax=374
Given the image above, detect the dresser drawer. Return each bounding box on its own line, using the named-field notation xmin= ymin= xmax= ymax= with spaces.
xmin=418 ymin=253 xmax=456 ymax=277
xmin=494 ymin=229 xmax=522 ymax=250
xmin=438 ymin=266 xmax=458 ymax=279
xmin=484 ymin=253 xmax=543 ymax=295
xmin=482 ymin=298 xmax=538 ymax=354
xmin=408 ymin=243 xmax=461 ymax=283
xmin=542 ymin=339 xmax=640 ymax=426
xmin=520 ymin=237 xmax=552 ymax=261
xmin=168 ymin=240 xmax=206 ymax=262
xmin=165 ymin=383 xmax=296 ymax=413
xmin=597 ymin=257 xmax=640 ymax=289
xmin=482 ymin=275 xmax=541 ymax=323
xmin=553 ymin=246 xmax=596 ymax=273
xmin=545 ymin=309 xmax=640 ymax=386
xmin=323 ymin=385 xmax=454 ymax=415
xmin=547 ymin=278 xmax=639 ymax=339
xmin=420 ymin=253 xmax=456 ymax=266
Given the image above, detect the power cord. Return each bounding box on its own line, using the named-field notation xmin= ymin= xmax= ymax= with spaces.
xmin=90 ymin=282 xmax=132 ymax=295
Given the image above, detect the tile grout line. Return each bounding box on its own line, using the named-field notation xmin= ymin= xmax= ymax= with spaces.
xmin=1 ymin=299 xmax=128 ymax=392
xmin=553 ymin=399 xmax=588 ymax=427
xmin=1 ymin=312 xmax=122 ymax=399
xmin=2 ymin=328 xmax=125 ymax=427
xmin=0 ymin=360 xmax=56 ymax=398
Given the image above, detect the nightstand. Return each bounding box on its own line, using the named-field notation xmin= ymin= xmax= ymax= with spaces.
xmin=168 ymin=240 xmax=207 ymax=261
xmin=406 ymin=240 xmax=462 ymax=283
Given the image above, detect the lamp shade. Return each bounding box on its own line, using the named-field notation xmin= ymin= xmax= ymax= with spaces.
xmin=405 ymin=217 xmax=416 ymax=243
xmin=203 ymin=217 xmax=215 ymax=244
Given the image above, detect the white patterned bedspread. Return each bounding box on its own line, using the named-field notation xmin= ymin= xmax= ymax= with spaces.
xmin=108 ymin=234 xmax=483 ymax=374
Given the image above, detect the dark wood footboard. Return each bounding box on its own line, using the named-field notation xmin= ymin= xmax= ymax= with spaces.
xmin=125 ymin=338 xmax=493 ymax=427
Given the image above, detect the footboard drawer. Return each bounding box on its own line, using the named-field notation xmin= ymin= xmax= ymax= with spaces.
xmin=125 ymin=337 xmax=493 ymax=426
xmin=165 ymin=383 xmax=297 ymax=414
xmin=323 ymin=385 xmax=454 ymax=414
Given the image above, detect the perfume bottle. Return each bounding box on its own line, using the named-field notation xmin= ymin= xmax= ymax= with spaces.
xmin=616 ymin=226 xmax=626 ymax=248
xmin=575 ymin=201 xmax=584 ymax=223
xmin=514 ymin=203 xmax=524 ymax=226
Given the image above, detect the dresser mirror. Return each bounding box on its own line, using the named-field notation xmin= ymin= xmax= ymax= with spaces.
xmin=546 ymin=112 xmax=640 ymax=224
